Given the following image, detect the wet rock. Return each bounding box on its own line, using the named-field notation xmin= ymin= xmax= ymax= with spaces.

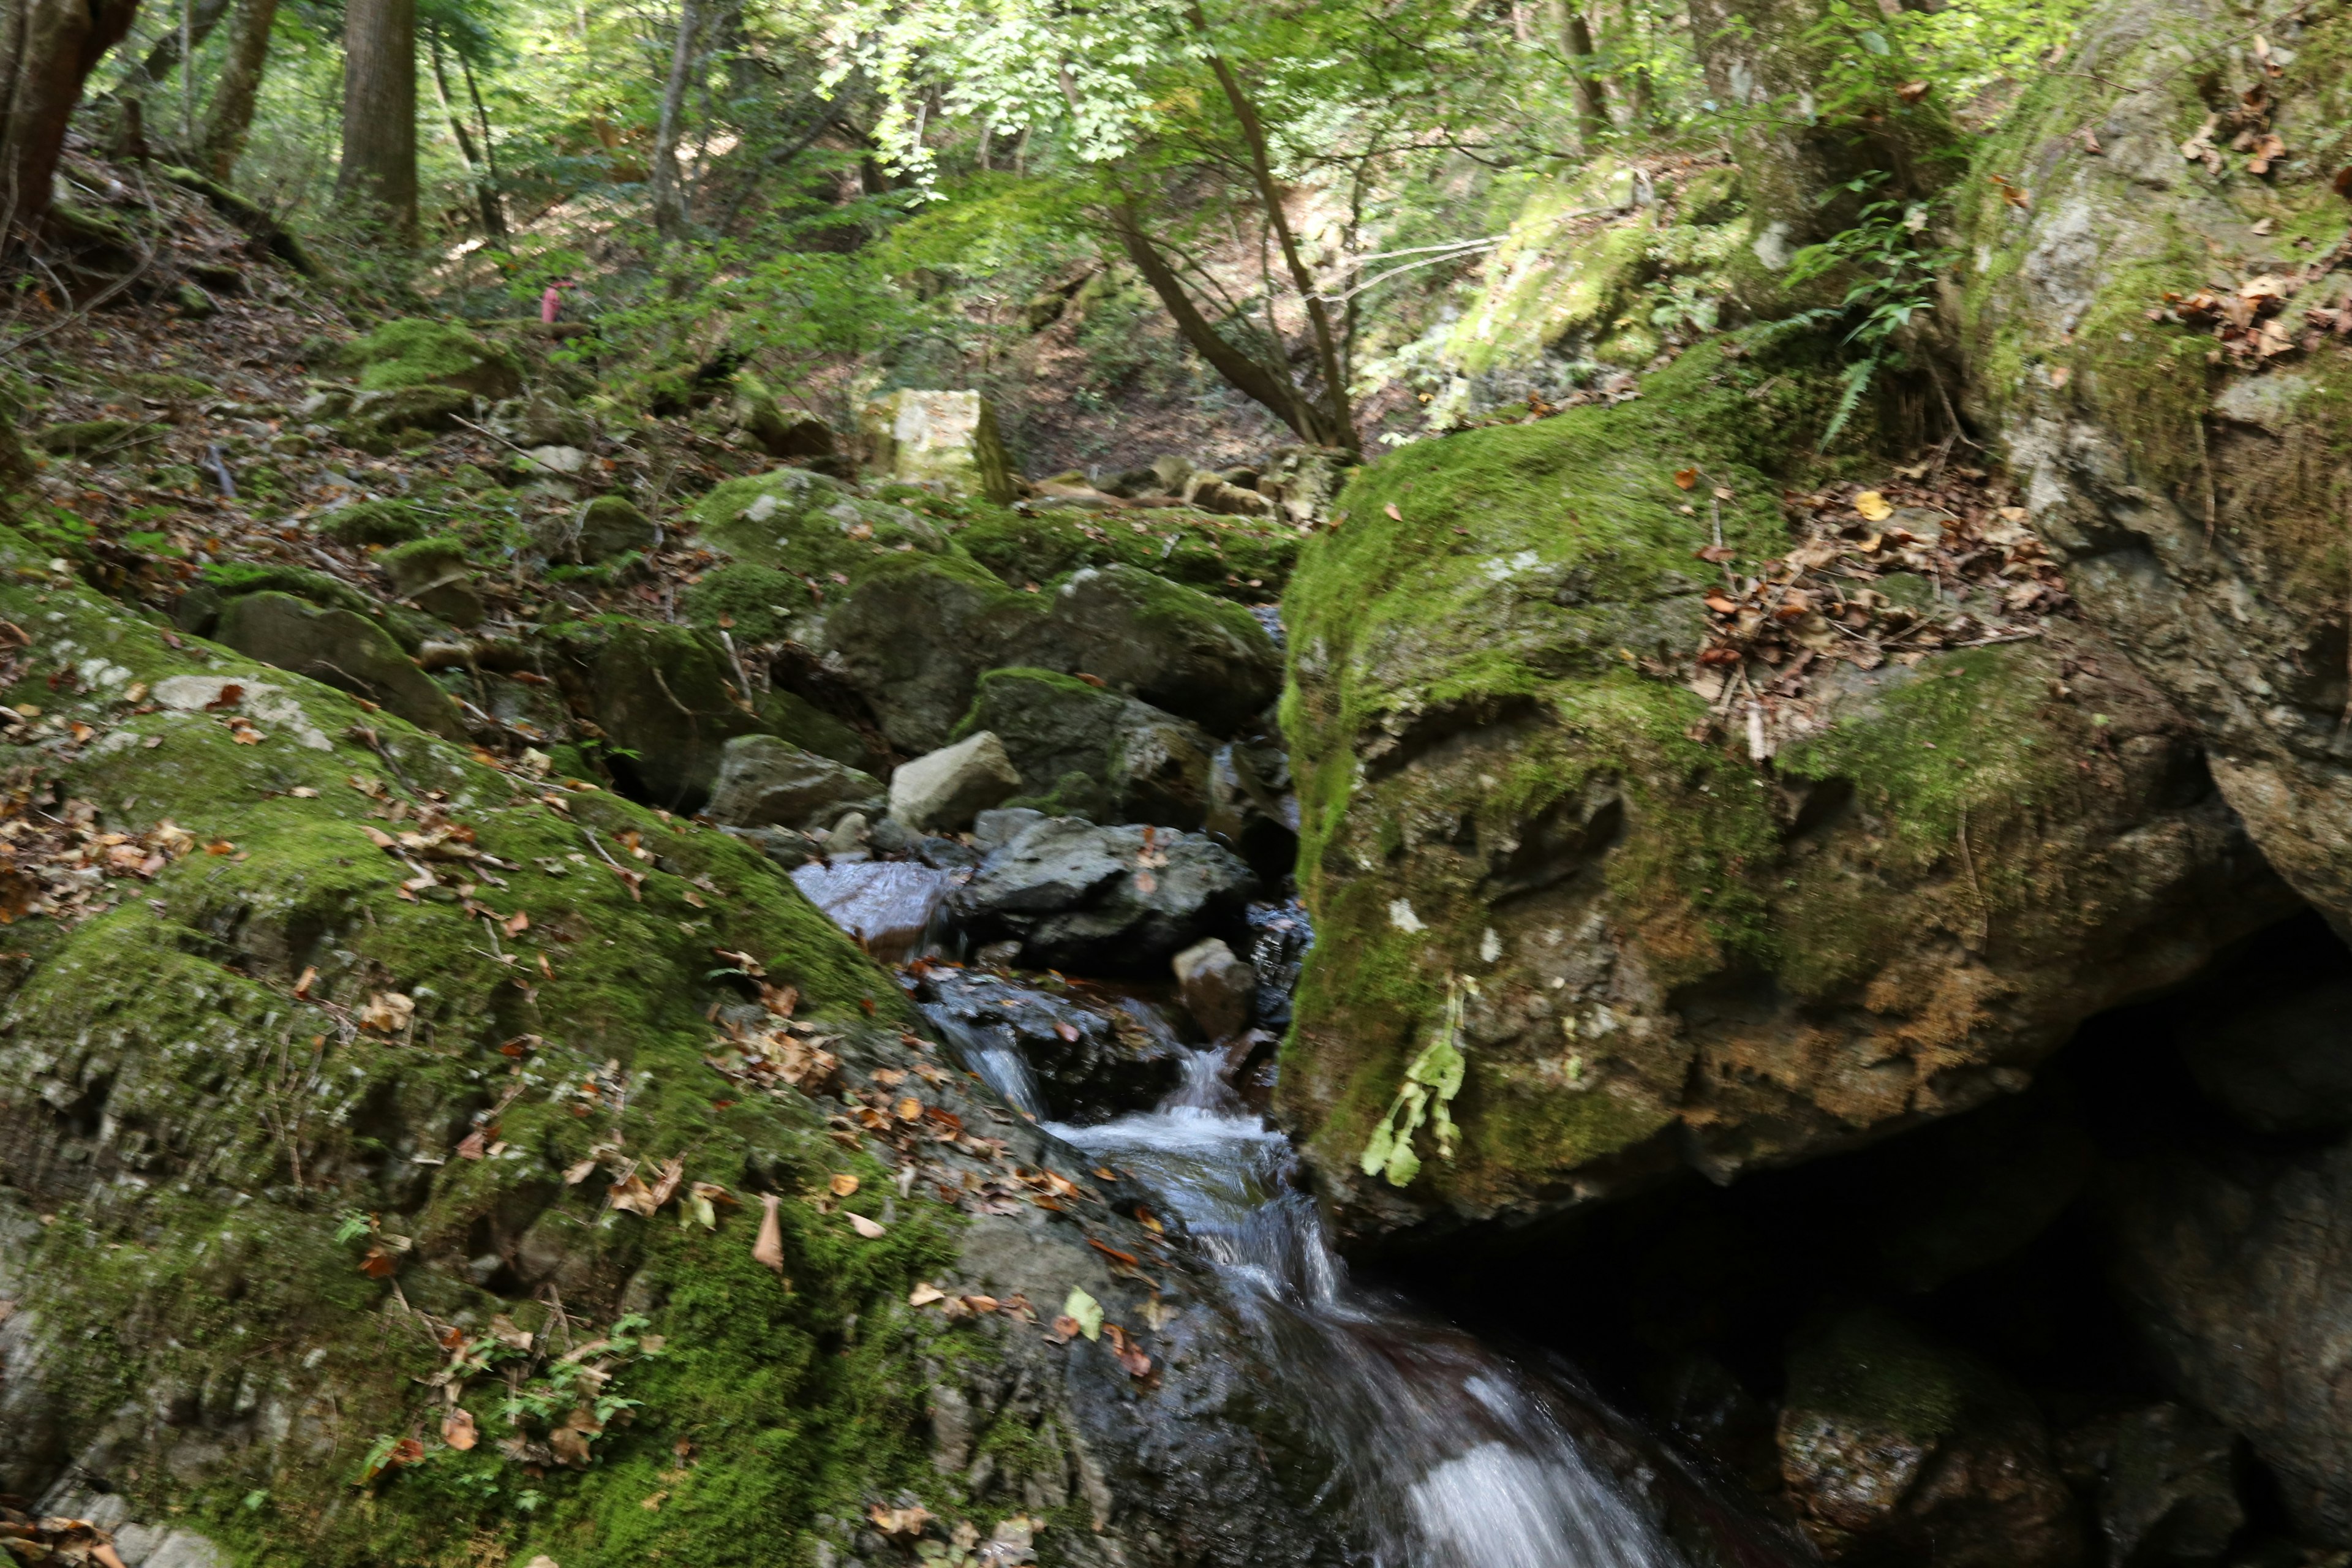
xmin=346 ymin=317 xmax=522 ymax=399
xmin=889 ymin=731 xmax=1022 ymax=833
xmin=1172 ymin=938 xmax=1253 ymax=1040
xmin=587 ymin=623 xmax=761 ymax=811
xmin=1244 ymin=899 xmax=1312 ymax=1036
xmin=1279 ymin=348 xmax=2294 ymax=1243
xmin=790 ymin=861 xmax=952 ymax=960
xmin=1205 ymin=742 xmax=1297 ymax=877
xmin=2069 ymin=1404 xmax=2244 ymax=1568
xmin=860 ymin=388 xmax=1015 ymax=503
xmin=1048 ymin=565 xmax=1281 ymax=736
xmin=913 ymin=967 xmax=1186 ymax=1121
xmin=959 ymin=667 xmax=1213 ymax=829
xmin=2105 ymin=1134 xmax=2352 ymax=1543
xmin=1777 ymin=1310 xmax=2081 ymax=1567
xmin=568 ymin=496 xmax=657 ymax=564
xmin=705 ymin=734 xmax=884 ymax=831
xmin=952 ymin=816 xmax=1259 ymax=975
xmin=216 ymin=592 xmax=467 ymax=741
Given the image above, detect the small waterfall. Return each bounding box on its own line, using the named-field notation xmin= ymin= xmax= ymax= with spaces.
xmin=1046 ymin=1033 xmax=1708 ymax=1568
xmin=921 ymin=1007 xmax=1048 ymax=1120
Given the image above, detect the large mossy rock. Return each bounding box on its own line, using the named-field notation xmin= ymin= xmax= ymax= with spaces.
xmin=216 ymin=590 xmax=469 ymax=741
xmin=1956 ymin=0 xmax=2352 ymax=935
xmin=692 ymin=466 xmax=954 ymax=593
xmin=1046 ymin=565 xmax=1280 ymax=736
xmin=347 ymin=318 xmax=524 ymax=400
xmin=0 ymin=519 xmax=1351 ymax=1568
xmin=1278 ymin=344 xmax=2290 ymax=1243
xmin=956 ymin=667 xmax=1215 ymax=829
xmin=821 ymin=556 xmax=1050 ymax=755
xmin=586 ymin=623 xmax=763 ymax=812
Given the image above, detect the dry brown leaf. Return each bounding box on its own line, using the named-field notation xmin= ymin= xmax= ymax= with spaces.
xmin=443 ymin=1408 xmax=478 ymax=1450
xmin=829 ymin=1172 xmax=861 ymax=1197
xmin=846 ymin=1211 xmax=886 ymax=1238
xmin=753 ymin=1193 xmax=785 ymax=1273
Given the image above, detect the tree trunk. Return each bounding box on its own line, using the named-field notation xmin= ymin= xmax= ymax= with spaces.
xmin=111 ymin=0 xmax=227 ymax=102
xmin=647 ymin=0 xmax=698 ymax=239
xmin=1544 ymin=0 xmax=1610 ymax=148
xmin=195 ymin=0 xmax=278 ymax=180
xmin=336 ymin=0 xmax=416 ymax=242
xmin=0 ymin=0 xmax=144 ymax=235
xmin=426 ymin=24 xmax=505 ymax=241
xmin=458 ymin=48 xmax=502 ymax=207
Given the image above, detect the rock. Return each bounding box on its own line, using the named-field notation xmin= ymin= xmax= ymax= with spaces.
xmin=319 ymin=498 xmax=422 ymax=546
xmin=860 ymin=388 xmax=1015 ymax=503
xmin=377 ymin=536 xmax=482 ymax=627
xmin=822 ymin=556 xmax=1049 ymax=753
xmin=704 ymin=734 xmax=884 ymax=831
xmin=1172 ymin=938 xmax=1253 ymax=1040
xmin=957 ymin=667 xmax=1214 ymax=829
xmin=2105 ymin=1133 xmax=2352 ymax=1542
xmin=789 ymin=860 xmax=952 ymax=961
xmin=2172 ymin=926 xmax=2352 ymax=1134
xmin=1277 ymin=345 xmax=2292 ymax=1244
xmin=1047 ymin=565 xmax=1281 ymax=735
xmin=692 ymin=467 xmax=954 ymax=592
xmin=173 ymin=563 xmax=378 ymax=637
xmin=216 ymin=592 xmax=467 ymax=741
xmin=1958 ymin=3 xmax=2352 ymax=936
xmin=1777 ymin=1310 xmax=2081 ymax=1567
xmin=1245 ymin=898 xmax=1313 ymax=1036
xmin=346 ymin=318 xmax=523 ymax=399
xmin=755 ymin=684 xmax=887 ymax=777
xmin=2081 ymin=1404 xmax=2244 ymax=1568
xmin=952 ymin=815 xmax=1259 ymax=975
xmin=509 ymin=395 xmax=592 ymax=449
xmin=913 ymin=967 xmax=1186 ymax=1121
xmin=889 ymin=731 xmax=1022 ymax=833
xmin=825 ymin=810 xmax=870 ymax=856
xmin=568 ymin=496 xmax=657 ymax=563
xmin=718 ymin=823 xmax=823 ymax=870
xmin=973 ymin=807 xmax=1047 ymax=850
xmin=731 ymin=379 xmax=836 ymax=461
xmin=587 ymin=623 xmax=761 ymax=811
xmin=682 ymin=564 xmax=815 ymax=646
xmin=1182 ymin=474 xmax=1276 ymax=518
xmin=1205 ymin=742 xmax=1297 ymax=878
xmin=35 ymin=419 xmax=139 ymax=456
xmin=347 ymin=385 xmax=473 ymax=437
xmin=516 ymin=444 xmax=588 ymax=480
xmin=1259 ymin=445 xmax=1355 ymax=526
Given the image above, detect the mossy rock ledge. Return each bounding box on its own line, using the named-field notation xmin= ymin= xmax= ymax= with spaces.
xmin=1277 ymin=345 xmax=2291 ymax=1246
xmin=0 ymin=522 xmax=1348 ymax=1568
xmin=1956 ymin=0 xmax=2352 ymax=930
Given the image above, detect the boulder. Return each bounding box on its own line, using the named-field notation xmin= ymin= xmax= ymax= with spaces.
xmin=514 ymin=445 xmax=588 ymax=481
xmin=34 ymin=420 xmax=139 ymax=456
xmin=681 ymin=564 xmax=815 ymax=646
xmin=1957 ymin=0 xmax=2352 ymax=935
xmin=952 ymin=815 xmax=1259 ymax=975
xmin=376 ymin=536 xmax=482 ymax=627
xmin=1172 ymin=937 xmax=1254 ymax=1040
xmin=2075 ymin=1404 xmax=2244 ymax=1568
xmin=173 ymin=563 xmax=377 ymax=636
xmin=1046 ymin=565 xmax=1281 ymax=735
xmin=319 ymin=499 xmax=422 ymax=546
xmin=215 ymin=592 xmax=467 ymax=741
xmin=2105 ymin=1134 xmax=2352 ymax=1543
xmin=1277 ymin=345 xmax=2291 ymax=1244
xmin=755 ymin=685 xmax=888 ymax=777
xmin=507 ymin=395 xmax=592 ymax=449
xmin=1777 ymin=1310 xmax=2081 ymax=1568
xmin=692 ymin=466 xmax=952 ymax=589
xmin=1205 ymin=741 xmax=1297 ymax=878
xmin=822 ymin=556 xmax=1050 ymax=753
xmin=586 ymin=622 xmax=761 ymax=811
xmin=345 ymin=318 xmax=523 ymax=399
xmin=570 ymin=496 xmax=657 ymax=563
xmin=704 ymin=734 xmax=883 ymax=831
xmin=2173 ymin=932 xmax=2352 ymax=1134
xmin=859 ymin=388 xmax=1015 ymax=503
xmin=787 ymin=861 xmax=952 ymax=961
xmin=731 ymin=378 xmax=836 ymax=461
xmin=347 ymin=385 xmax=473 ymax=437
xmin=913 ymin=966 xmax=1186 ymax=1122
xmin=957 ymin=667 xmax=1213 ymax=829
xmin=889 ymin=731 xmax=1022 ymax=833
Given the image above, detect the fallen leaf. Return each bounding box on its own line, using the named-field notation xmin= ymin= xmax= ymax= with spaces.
xmin=1896 ymin=78 xmax=1930 ymax=103
xmin=503 ymin=909 xmax=530 ymax=935
xmin=894 ymin=1096 xmax=922 ymax=1121
xmin=1103 ymin=1322 xmax=1153 ymax=1378
xmin=1383 ymin=502 xmax=1403 ymax=520
xmin=846 ymin=1211 xmax=886 ymax=1238
xmin=442 ymin=1408 xmax=478 ymax=1450
xmin=454 ymin=1128 xmax=488 ymax=1160
xmin=868 ymin=1505 xmax=932 ymax=1541
xmin=753 ymin=1193 xmax=785 ymax=1273
xmin=1853 ymin=490 xmax=1894 ymax=522
xmin=358 ymin=992 xmax=415 ymax=1033
xmin=829 ymin=1172 xmax=861 ymax=1196
xmin=2049 ymin=365 xmax=2071 ymax=388
xmin=1672 ymin=467 xmax=1698 ymax=489
xmin=293 ymin=965 xmax=317 ymax=999
xmin=909 ymin=1281 xmax=946 ymax=1306
xmin=1061 ymin=1286 xmax=1103 ymax=1341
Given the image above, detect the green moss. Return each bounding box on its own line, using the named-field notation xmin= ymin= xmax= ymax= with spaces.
xmin=323 ymin=499 xmax=426 ymax=546
xmin=680 ymin=563 xmax=816 ymax=645
xmin=692 ymin=470 xmax=957 ymax=589
xmin=952 ymin=502 xmax=1297 ymax=601
xmin=198 ymin=560 xmax=379 ymax=615
xmin=350 ymin=319 xmax=524 ymax=396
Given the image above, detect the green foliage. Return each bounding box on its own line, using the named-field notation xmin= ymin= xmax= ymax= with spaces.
xmin=1770 ymin=176 xmax=1955 ymax=442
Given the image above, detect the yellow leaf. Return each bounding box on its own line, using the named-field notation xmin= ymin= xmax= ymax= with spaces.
xmin=1853 ymin=490 xmax=1894 ymax=522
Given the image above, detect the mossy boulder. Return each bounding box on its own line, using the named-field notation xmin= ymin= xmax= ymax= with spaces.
xmin=1279 ymin=344 xmax=2291 ymax=1243
xmin=174 ymin=562 xmax=377 ymax=635
xmin=758 ymin=685 xmax=889 ymax=777
xmin=1047 ymin=565 xmax=1280 ymax=736
xmin=573 ymin=495 xmax=657 ymax=563
xmin=216 ymin=591 xmax=470 ymax=741
xmin=0 ymin=518 xmax=1346 ymax=1568
xmin=955 ymin=667 xmax=1215 ymax=830
xmin=347 ymin=385 xmax=475 ymax=438
xmin=679 ymin=562 xmax=813 ymax=645
xmin=821 ymin=554 xmax=1052 ymax=754
xmin=1955 ymin=0 xmax=2352 ymax=934
xmin=34 ymin=420 xmax=144 ymax=457
xmin=952 ymin=501 xmax=1300 ymax=601
xmin=692 ymin=467 xmax=954 ymax=591
xmin=586 ymin=622 xmax=763 ymax=812
xmin=321 ymin=498 xmax=425 ymax=546
xmin=348 ymin=318 xmax=524 ymax=399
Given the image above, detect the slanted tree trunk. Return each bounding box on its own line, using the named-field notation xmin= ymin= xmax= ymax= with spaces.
xmin=0 ymin=0 xmax=145 ymax=235
xmin=426 ymin=23 xmax=505 ymax=241
xmin=111 ymin=0 xmax=228 ymax=104
xmin=336 ymin=0 xmax=417 ymax=242
xmin=1544 ymin=0 xmax=1610 ymax=148
xmin=195 ymin=0 xmax=279 ymax=180
xmin=647 ymin=0 xmax=699 ymax=238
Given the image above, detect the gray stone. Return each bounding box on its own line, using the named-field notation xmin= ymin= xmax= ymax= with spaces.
xmin=1172 ymin=938 xmax=1254 ymax=1040
xmin=1047 ymin=566 xmax=1281 ymax=736
xmin=973 ymin=807 xmax=1047 ymax=851
xmin=889 ymin=731 xmax=1022 ymax=833
xmin=517 ymin=445 xmax=589 ymax=478
xmin=952 ymin=816 xmax=1259 ymax=975
xmin=790 ymin=861 xmax=953 ymax=962
xmin=913 ymin=967 xmax=1185 ymax=1121
xmin=2176 ymin=979 xmax=2352 ymax=1135
xmin=704 ymin=734 xmax=884 ymax=831
xmin=587 ymin=623 xmax=761 ymax=812
xmin=958 ymin=668 xmax=1214 ymax=829
xmin=2098 ymin=1404 xmax=2243 ymax=1568
xmin=821 ymin=557 xmax=1050 ymax=754
xmin=216 ymin=592 xmax=467 ymax=741
xmin=347 ymin=385 xmax=474 ymax=436
xmin=573 ymin=496 xmax=657 ymax=562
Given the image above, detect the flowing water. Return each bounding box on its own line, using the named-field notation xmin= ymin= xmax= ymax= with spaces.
xmin=931 ymin=1000 xmax=1791 ymax=1568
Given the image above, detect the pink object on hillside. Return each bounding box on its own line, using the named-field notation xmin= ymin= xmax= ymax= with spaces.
xmin=540 ymin=285 xmax=563 ymax=324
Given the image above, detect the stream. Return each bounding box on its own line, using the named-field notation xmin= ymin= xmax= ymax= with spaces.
xmin=922 ymin=983 xmax=1799 ymax=1568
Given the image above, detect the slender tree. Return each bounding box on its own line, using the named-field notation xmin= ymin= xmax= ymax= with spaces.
xmin=647 ymin=0 xmax=701 ymax=237
xmin=1544 ymin=0 xmax=1610 ymax=147
xmin=427 ymin=22 xmax=506 ymax=240
xmin=197 ymin=0 xmax=282 ymax=179
xmin=0 ymin=0 xmax=145 ymax=234
xmin=337 ymin=0 xmax=418 ymax=241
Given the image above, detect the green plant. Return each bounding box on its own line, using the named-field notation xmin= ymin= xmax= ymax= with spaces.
xmin=1768 ymin=176 xmax=1953 ymax=442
